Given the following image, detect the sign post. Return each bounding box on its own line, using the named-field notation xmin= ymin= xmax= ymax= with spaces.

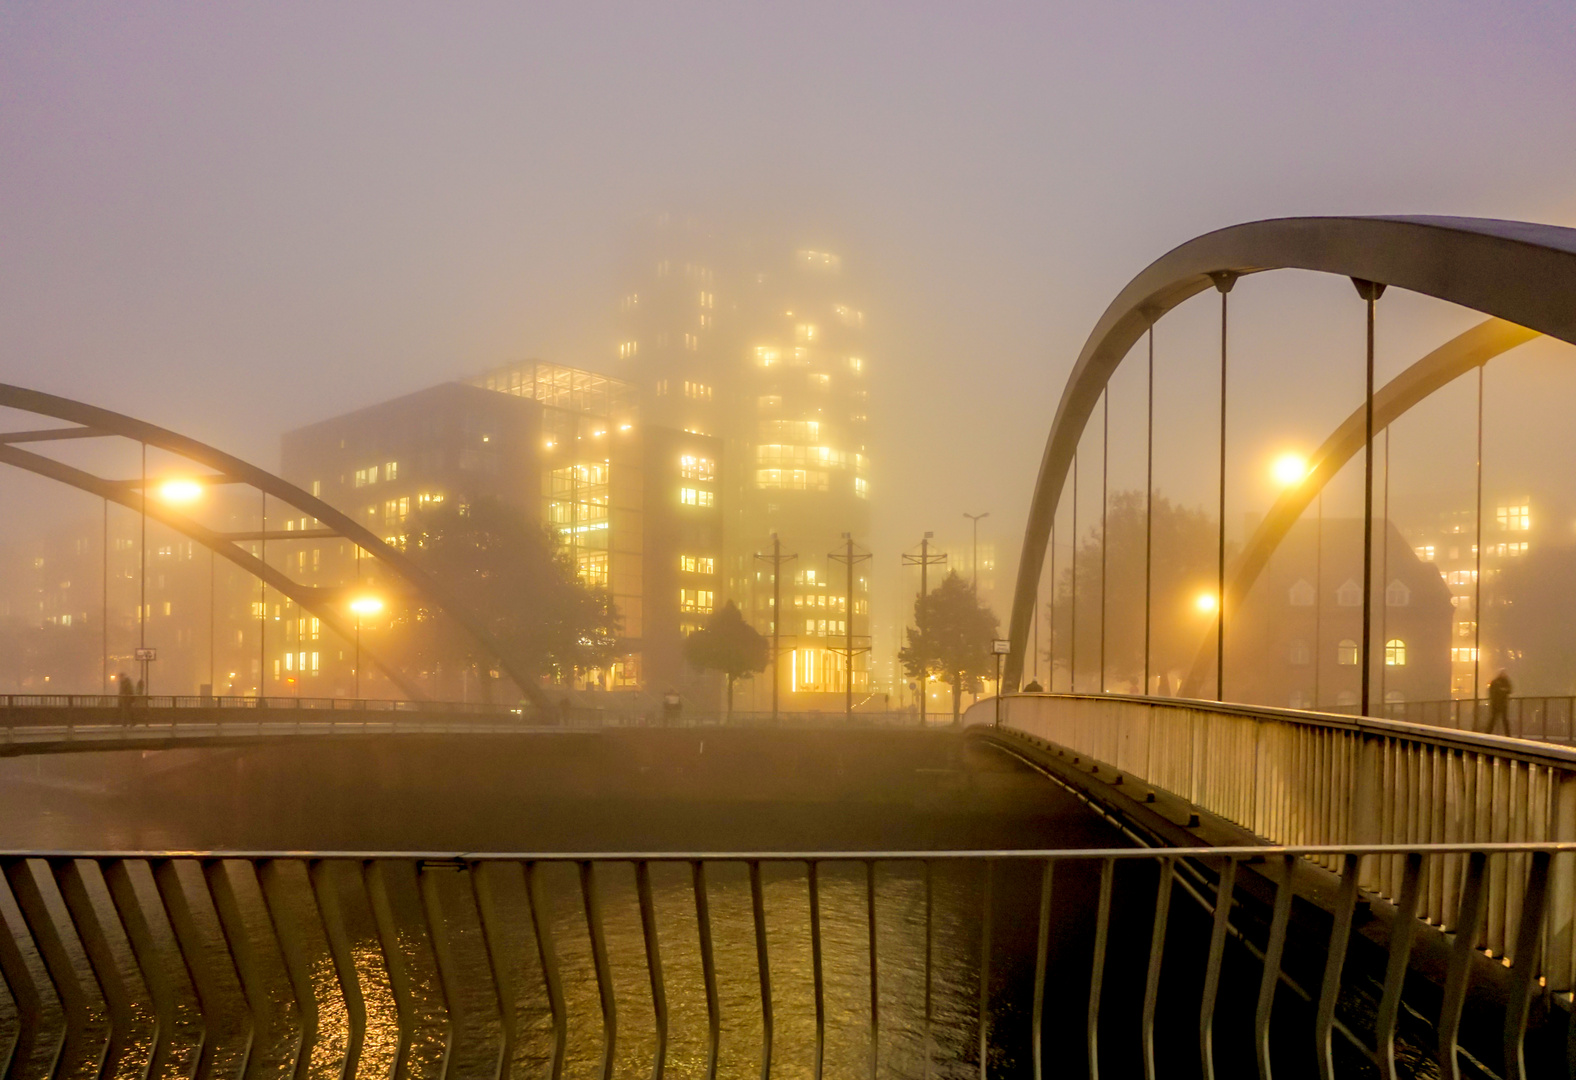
xmin=992 ymin=639 xmax=1011 ymax=727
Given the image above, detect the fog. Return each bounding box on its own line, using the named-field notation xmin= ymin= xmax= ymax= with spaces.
xmin=4 ymin=4 xmax=1576 ymax=705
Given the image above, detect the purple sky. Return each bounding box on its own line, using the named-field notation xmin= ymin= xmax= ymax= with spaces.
xmin=4 ymin=2 xmax=1576 ymax=607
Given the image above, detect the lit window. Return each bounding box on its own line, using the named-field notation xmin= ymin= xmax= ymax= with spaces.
xmin=855 ymin=477 xmax=869 ymax=499
xmin=311 ymin=480 xmax=322 ymax=497
xmin=655 ymin=379 xmax=668 ymax=396
xmin=384 ymin=461 xmax=398 ymax=481
xmin=619 ymin=341 xmax=638 ymax=359
xmin=848 ymin=356 xmax=864 ymax=373
xmin=756 ymin=469 xmax=830 ymax=491
xmin=1385 ymin=639 xmax=1407 ymax=666
xmin=683 ymin=381 xmax=714 ymax=401
xmin=679 ymin=455 xmax=715 ymax=481
xmin=1335 ymin=580 xmax=1362 ymax=607
xmin=809 ymin=373 xmax=830 ymax=389
xmin=354 ymin=466 xmax=379 ymax=488
xmin=681 ymin=555 xmax=696 ymax=573
xmin=1385 ymin=580 xmax=1410 ymax=607
xmin=680 ymin=589 xmax=714 ymax=614
xmin=1336 ymin=639 xmax=1359 ymax=665
xmin=1496 ymin=504 xmax=1530 ymax=531
xmin=834 ymin=305 xmax=864 ymax=327
xmin=680 ymin=488 xmax=715 ymax=507
xmin=684 ymin=333 xmax=698 ymax=351
xmin=1451 ymin=646 xmax=1480 ymax=663
xmin=1288 ymin=579 xmax=1315 ymax=607
xmin=756 ymin=346 xmax=780 ymax=367
xmin=1414 ymin=545 xmax=1434 ymax=561
xmin=796 ymin=323 xmax=818 ymax=344
xmin=1446 ymin=569 xmax=1478 ymax=587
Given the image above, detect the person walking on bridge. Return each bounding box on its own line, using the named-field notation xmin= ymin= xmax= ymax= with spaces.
xmin=1486 ymin=670 xmax=1513 ymax=736
xmin=117 ymin=673 xmax=133 ymax=724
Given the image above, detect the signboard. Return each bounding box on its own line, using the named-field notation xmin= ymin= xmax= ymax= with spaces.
xmin=134 ymin=647 xmax=157 ymax=662
xmin=991 ymin=639 xmax=1011 ymax=655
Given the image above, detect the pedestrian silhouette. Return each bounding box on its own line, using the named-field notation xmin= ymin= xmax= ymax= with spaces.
xmin=662 ymin=689 xmax=682 ymax=727
xmin=1486 ymin=670 xmax=1513 ymax=736
xmin=117 ymin=674 xmax=133 ymax=723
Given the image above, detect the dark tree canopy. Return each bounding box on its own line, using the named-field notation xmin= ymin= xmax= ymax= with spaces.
xmin=900 ymin=570 xmax=998 ymax=723
xmin=683 ymin=600 xmax=768 ymax=718
xmin=1046 ymin=490 xmax=1226 ymax=693
xmin=382 ymin=498 xmax=618 ymax=699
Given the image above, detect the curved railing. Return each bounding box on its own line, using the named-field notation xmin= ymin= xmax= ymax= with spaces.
xmin=968 ymin=692 xmax=1576 ymax=996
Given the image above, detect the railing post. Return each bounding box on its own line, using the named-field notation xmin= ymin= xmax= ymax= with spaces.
xmin=1546 ymin=770 xmax=1576 ymax=993
xmin=1351 ymin=733 xmax=1383 ymax=859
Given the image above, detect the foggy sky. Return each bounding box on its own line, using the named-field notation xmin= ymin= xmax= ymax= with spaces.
xmin=5 ymin=2 xmax=1576 ymax=608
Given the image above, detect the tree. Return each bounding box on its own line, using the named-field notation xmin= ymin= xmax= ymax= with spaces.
xmin=382 ymin=498 xmax=618 ymax=699
xmin=900 ymin=570 xmax=998 ymax=724
xmin=1489 ymin=543 xmax=1576 ymax=696
xmin=1046 ymin=490 xmax=1226 ymax=694
xmin=683 ymin=601 xmax=769 ymax=720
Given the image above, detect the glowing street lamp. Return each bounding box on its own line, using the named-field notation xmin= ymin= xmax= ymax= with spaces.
xmin=1194 ymin=591 xmax=1219 ymax=614
xmin=1270 ymin=453 xmax=1309 ymax=489
xmin=157 ymin=478 xmax=205 ymax=505
xmin=349 ymin=595 xmax=383 ymax=698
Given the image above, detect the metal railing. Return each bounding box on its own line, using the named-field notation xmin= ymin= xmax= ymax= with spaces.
xmin=978 ymin=693 xmax=1576 ymax=998
xmin=1349 ymin=695 xmax=1576 ymax=745
xmin=0 ymin=843 xmax=1565 ymax=1080
xmin=0 ymin=693 xmax=521 ymax=713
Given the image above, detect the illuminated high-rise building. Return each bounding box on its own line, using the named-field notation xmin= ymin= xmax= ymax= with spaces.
xmin=616 ymin=219 xmax=873 ymax=707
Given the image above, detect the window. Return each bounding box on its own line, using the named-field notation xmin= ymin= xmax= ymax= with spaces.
xmin=679 ymin=455 xmax=715 ymax=481
xmin=680 ymin=487 xmax=715 ymax=507
xmin=756 ymin=469 xmax=830 ymax=491
xmin=384 ymin=461 xmax=399 ymax=481
xmin=1385 ymin=638 xmax=1407 ymax=666
xmin=354 ymin=466 xmax=379 ymax=487
xmin=1385 ymin=580 xmax=1411 ymax=607
xmin=848 ymin=356 xmax=864 ymax=373
xmin=679 ymin=555 xmax=715 ymax=574
xmin=684 ymin=333 xmax=698 ymax=351
xmin=655 ymin=379 xmax=668 ymax=396
xmin=311 ymin=480 xmax=322 ymax=497
xmin=1446 ymin=569 xmax=1478 ymax=587
xmin=619 ymin=341 xmax=638 ymax=359
xmin=1414 ymin=544 xmax=1434 ymax=561
xmin=683 ymin=380 xmax=714 ymax=401
xmin=1336 ymin=579 xmax=1362 ymax=607
xmin=680 ymin=589 xmax=714 ymax=614
xmin=855 ymin=477 xmax=870 ymax=499
xmin=834 ymin=304 xmax=864 ymax=327
xmin=809 ymin=373 xmax=830 ymax=390
xmin=1497 ymin=504 xmax=1530 ymax=531
xmin=756 ymin=346 xmax=780 ymax=367
xmin=1288 ymin=640 xmax=1310 ymax=666
xmin=1337 ymin=639 xmax=1359 ymax=665
xmin=1288 ymin=579 xmax=1315 ymax=607
xmin=1451 ymin=646 xmax=1480 ymax=663
xmin=796 ymin=323 xmax=818 ymax=344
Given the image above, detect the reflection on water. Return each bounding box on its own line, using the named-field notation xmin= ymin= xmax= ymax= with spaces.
xmin=529 ymin=861 xmax=991 ymax=1080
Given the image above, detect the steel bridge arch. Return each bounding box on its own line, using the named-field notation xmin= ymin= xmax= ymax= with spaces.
xmin=0 ymin=384 xmax=547 ymax=706
xmin=1006 ymin=216 xmax=1576 ymax=689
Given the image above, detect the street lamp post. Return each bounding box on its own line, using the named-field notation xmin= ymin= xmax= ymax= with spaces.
xmin=963 ymin=512 xmax=989 ymax=592
xmin=350 ymin=596 xmax=384 ymax=698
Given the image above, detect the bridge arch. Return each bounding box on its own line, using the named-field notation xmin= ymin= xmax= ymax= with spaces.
xmin=0 ymin=384 xmax=546 ymax=706
xmin=1007 ymin=216 xmax=1576 ymax=689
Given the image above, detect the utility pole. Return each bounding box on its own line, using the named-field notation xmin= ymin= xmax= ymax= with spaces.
xmin=902 ymin=532 xmax=947 ymax=726
xmin=754 ymin=534 xmax=796 ymax=724
xmin=963 ymin=512 xmax=989 ymax=592
xmin=828 ymin=534 xmax=872 ymax=725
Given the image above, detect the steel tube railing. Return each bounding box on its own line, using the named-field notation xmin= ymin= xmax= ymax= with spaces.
xmin=0 ymin=844 xmax=1569 ymax=1079
xmin=983 ymin=692 xmax=1576 ymax=995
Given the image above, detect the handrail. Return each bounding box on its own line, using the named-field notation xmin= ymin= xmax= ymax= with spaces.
xmin=0 ymin=841 xmax=1564 ymax=1078
xmin=972 ymin=691 xmax=1576 ymax=1000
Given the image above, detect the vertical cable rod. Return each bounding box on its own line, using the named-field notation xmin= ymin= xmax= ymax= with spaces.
xmin=1071 ymin=452 xmax=1079 ymax=692
xmin=1144 ymin=325 xmax=1154 ymax=696
xmin=1356 ymin=280 xmax=1385 ymax=717
xmin=1210 ymin=274 xmax=1236 ymax=701
xmin=1100 ymin=390 xmax=1109 ymax=693
xmin=1474 ymin=364 xmax=1485 ymax=707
